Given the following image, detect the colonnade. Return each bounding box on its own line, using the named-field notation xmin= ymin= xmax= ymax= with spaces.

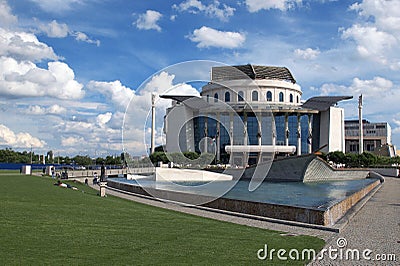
xmin=202 ymin=111 xmax=314 ymax=162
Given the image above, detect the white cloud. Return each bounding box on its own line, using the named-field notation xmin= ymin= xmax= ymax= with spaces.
xmin=37 ymin=20 xmax=100 ymax=46
xmin=27 ymin=104 xmax=66 ymax=115
xmin=0 ymin=0 xmax=18 ymax=27
xmin=61 ymin=136 xmax=84 ymax=147
xmin=315 ymin=77 xmax=400 ymax=129
xmin=134 ymin=10 xmax=162 ymax=32
xmin=294 ymin=48 xmax=320 ymax=60
xmin=245 ymin=0 xmax=302 ymax=12
xmin=73 ymin=31 xmax=100 ymax=46
xmin=319 ymin=76 xmax=393 ymax=97
xmin=173 ymin=0 xmax=235 ymax=21
xmin=0 ymin=124 xmax=45 ymax=148
xmin=86 ymin=80 xmax=134 ymax=110
xmin=0 ymin=27 xmax=58 ymax=62
xmin=188 ymin=26 xmax=245 ymax=48
xmin=39 ymin=20 xmax=69 ymax=38
xmin=96 ymin=112 xmax=112 ymax=127
xmin=342 ymin=0 xmax=400 ymax=70
xmin=29 ymin=0 xmax=83 ymax=13
xmin=341 ymin=24 xmax=398 ymax=67
xmin=0 ymin=57 xmax=84 ymax=99
xmin=349 ymin=0 xmax=400 ymax=33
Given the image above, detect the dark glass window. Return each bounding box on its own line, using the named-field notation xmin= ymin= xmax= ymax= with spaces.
xmin=279 ymin=92 xmax=284 ymax=102
xmin=289 ymin=94 xmax=293 ymax=103
xmin=252 ymin=91 xmax=258 ymax=101
xmin=225 ymin=91 xmax=230 ymax=102
xmin=266 ymin=91 xmax=272 ymax=101
xmin=214 ymin=93 xmax=218 ymax=102
xmin=238 ymin=91 xmax=244 ymax=101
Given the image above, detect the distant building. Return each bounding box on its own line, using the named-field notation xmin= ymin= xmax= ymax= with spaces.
xmin=345 ymin=119 xmax=396 ymax=157
xmin=162 ymin=64 xmax=351 ymax=167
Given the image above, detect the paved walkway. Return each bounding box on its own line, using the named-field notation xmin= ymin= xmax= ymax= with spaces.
xmin=89 ymin=177 xmax=399 ymax=265
xmin=310 ymin=176 xmax=399 ymax=265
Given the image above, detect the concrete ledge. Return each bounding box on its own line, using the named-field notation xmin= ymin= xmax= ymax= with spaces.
xmin=108 ymin=178 xmax=380 ymax=226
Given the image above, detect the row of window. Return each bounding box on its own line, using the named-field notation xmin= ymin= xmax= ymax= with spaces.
xmin=207 ymin=91 xmax=299 ymax=103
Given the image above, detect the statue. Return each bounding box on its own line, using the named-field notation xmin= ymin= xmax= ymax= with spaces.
xmin=100 ymin=163 xmax=106 ymax=182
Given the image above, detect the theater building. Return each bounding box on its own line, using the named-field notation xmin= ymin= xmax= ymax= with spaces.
xmin=162 ymin=64 xmax=351 ymax=167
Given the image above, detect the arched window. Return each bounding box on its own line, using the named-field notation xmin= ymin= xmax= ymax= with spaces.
xmin=238 ymin=91 xmax=244 ymax=102
xmin=289 ymin=93 xmax=293 ymax=103
xmin=296 ymin=95 xmax=299 ymax=103
xmin=214 ymin=93 xmax=218 ymax=102
xmin=252 ymin=91 xmax=259 ymax=101
xmin=266 ymin=91 xmax=272 ymax=101
xmin=279 ymin=92 xmax=284 ymax=102
xmin=225 ymin=91 xmax=230 ymax=102
xmin=206 ymin=94 xmax=210 ymax=102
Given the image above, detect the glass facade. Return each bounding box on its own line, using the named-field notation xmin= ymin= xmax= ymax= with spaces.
xmin=193 ymin=112 xmax=313 ymax=163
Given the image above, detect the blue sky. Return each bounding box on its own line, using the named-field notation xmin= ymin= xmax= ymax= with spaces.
xmin=0 ymin=0 xmax=399 ymax=157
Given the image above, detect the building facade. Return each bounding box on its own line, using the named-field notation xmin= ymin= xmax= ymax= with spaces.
xmin=345 ymin=119 xmax=396 ymax=156
xmin=162 ymin=64 xmax=351 ymax=167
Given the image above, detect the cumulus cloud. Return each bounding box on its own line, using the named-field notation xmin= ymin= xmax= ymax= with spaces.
xmin=173 ymin=0 xmax=235 ymax=21
xmin=319 ymin=76 xmax=393 ymax=97
xmin=134 ymin=10 xmax=162 ymax=32
xmin=38 ymin=20 xmax=100 ymax=46
xmin=96 ymin=112 xmax=112 ymax=127
xmin=342 ymin=0 xmax=400 ymax=70
xmin=0 ymin=0 xmax=18 ymax=27
xmin=341 ymin=24 xmax=397 ymax=67
xmin=86 ymin=80 xmax=134 ymax=110
xmin=39 ymin=20 xmax=69 ymax=38
xmin=0 ymin=27 xmax=58 ymax=62
xmin=245 ymin=0 xmax=301 ymax=12
xmin=73 ymin=31 xmax=100 ymax=46
xmin=294 ymin=48 xmax=320 ymax=60
xmin=0 ymin=124 xmax=46 ymax=148
xmin=61 ymin=136 xmax=84 ymax=147
xmin=26 ymin=104 xmax=66 ymax=115
xmin=0 ymin=57 xmax=84 ymax=99
xmin=188 ymin=26 xmax=245 ymax=48
xmin=315 ymin=76 xmax=400 ymax=124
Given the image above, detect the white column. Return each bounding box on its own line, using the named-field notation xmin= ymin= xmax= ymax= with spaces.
xmin=204 ymin=116 xmax=208 ymax=153
xmin=243 ymin=112 xmax=248 ymax=167
xmin=285 ymin=113 xmax=289 ymax=146
xmin=358 ymin=95 xmax=363 ymax=154
xmin=257 ymin=112 xmax=262 ymax=146
xmin=308 ymin=114 xmax=312 ymax=154
xmin=150 ymin=93 xmax=156 ymax=154
xmin=229 ymin=113 xmax=234 ymax=145
xmin=297 ymin=114 xmax=301 ymax=156
xmin=216 ymin=112 xmax=220 ymax=162
xmin=243 ymin=112 xmax=248 ymax=145
xmin=272 ymin=113 xmax=276 ymax=146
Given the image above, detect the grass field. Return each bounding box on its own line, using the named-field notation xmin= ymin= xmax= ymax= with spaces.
xmin=0 ymin=174 xmax=325 ymax=265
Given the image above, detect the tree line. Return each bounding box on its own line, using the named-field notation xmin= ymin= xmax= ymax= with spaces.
xmin=319 ymin=151 xmax=400 ymax=168
xmin=0 ymin=148 xmax=124 ymax=166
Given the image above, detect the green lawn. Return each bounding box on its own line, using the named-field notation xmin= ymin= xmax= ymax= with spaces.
xmin=0 ymin=174 xmax=325 ymax=265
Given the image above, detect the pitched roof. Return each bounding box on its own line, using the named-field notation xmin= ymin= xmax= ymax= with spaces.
xmin=211 ymin=64 xmax=296 ymax=84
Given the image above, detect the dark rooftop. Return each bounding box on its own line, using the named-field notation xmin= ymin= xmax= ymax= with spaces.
xmin=211 ymin=64 xmax=297 ymax=84
xmin=302 ymin=96 xmax=353 ymax=111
